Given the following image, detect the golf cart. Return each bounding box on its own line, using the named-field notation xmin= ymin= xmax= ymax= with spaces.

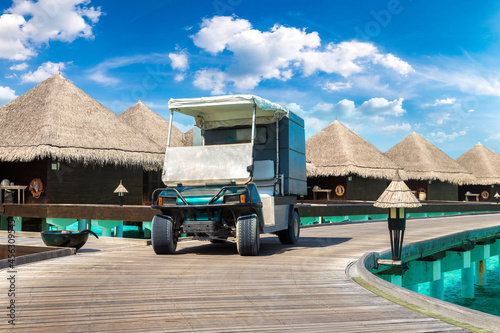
xmin=151 ymin=95 xmax=307 ymax=256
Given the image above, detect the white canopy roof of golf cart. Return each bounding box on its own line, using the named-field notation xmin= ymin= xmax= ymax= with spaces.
xmin=168 ymin=94 xmax=288 ymax=129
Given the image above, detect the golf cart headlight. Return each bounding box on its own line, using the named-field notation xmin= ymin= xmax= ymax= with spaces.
xmin=223 ymin=193 xmax=247 ymax=204
xmin=158 ymin=196 xmax=177 ymax=206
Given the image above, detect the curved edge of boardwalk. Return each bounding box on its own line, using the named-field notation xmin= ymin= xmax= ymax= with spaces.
xmin=349 ymin=224 xmax=500 ymax=333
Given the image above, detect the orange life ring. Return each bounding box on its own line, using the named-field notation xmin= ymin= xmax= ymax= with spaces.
xmin=481 ymin=191 xmax=489 ymax=199
xmin=29 ymin=178 xmax=43 ymax=198
xmin=335 ymin=185 xmax=345 ymax=196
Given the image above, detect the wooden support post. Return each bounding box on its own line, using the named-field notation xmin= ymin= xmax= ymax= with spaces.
xmin=390 ymin=275 xmax=402 ymax=286
xmin=78 ymin=219 xmax=88 ymax=231
xmin=115 ymin=224 xmax=123 ymax=237
xmin=430 ymin=273 xmax=444 ymax=300
xmin=142 ymin=222 xmax=151 ymax=238
xmin=92 ymin=220 xmax=123 ymax=237
xmin=462 ymin=266 xmax=475 ymax=298
xmin=12 ymin=216 xmax=22 ymax=232
xmin=476 ymin=260 xmax=486 ymax=286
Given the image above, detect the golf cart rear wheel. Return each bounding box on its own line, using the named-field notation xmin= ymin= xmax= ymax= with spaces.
xmin=278 ymin=210 xmax=300 ymax=244
xmin=152 ymin=215 xmax=177 ymax=254
xmin=236 ymin=214 xmax=260 ymax=256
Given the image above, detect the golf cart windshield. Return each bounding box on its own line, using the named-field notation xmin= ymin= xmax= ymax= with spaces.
xmin=162 ymin=95 xmax=288 ymax=186
xmin=162 ymin=143 xmax=252 ymax=186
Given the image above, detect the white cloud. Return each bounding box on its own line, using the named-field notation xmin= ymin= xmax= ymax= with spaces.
xmin=87 ymin=53 xmax=170 ymax=85
xmin=169 ymin=52 xmax=188 ymax=71
xmin=381 ymin=122 xmax=411 ymax=133
xmin=303 ymin=116 xmax=329 ymax=139
xmin=9 ymin=62 xmax=28 ymax=71
xmin=427 ymin=130 xmax=467 ymax=143
xmin=427 ymin=97 xmax=456 ymax=107
xmin=333 ymin=99 xmax=358 ymax=117
xmin=0 ymin=13 xmax=34 ymax=60
xmin=21 ymin=61 xmax=65 ymax=83
xmin=174 ymin=74 xmax=185 ymax=82
xmin=436 ymin=113 xmax=451 ymax=125
xmin=312 ymin=102 xmax=334 ymax=112
xmin=323 ymin=81 xmax=352 ymax=92
xmin=193 ymin=69 xmax=227 ymax=95
xmin=190 ymin=16 xmax=412 ymax=94
xmin=300 ymin=41 xmax=376 ymax=77
xmin=192 ymin=16 xmax=252 ymax=54
xmin=373 ymin=53 xmax=414 ymax=75
xmin=287 ymin=102 xmax=306 ymax=115
xmin=0 ymin=86 xmax=18 ymax=106
xmin=420 ymin=66 xmax=500 ymax=97
xmin=88 ymin=71 xmax=120 ymax=85
xmin=328 ymin=97 xmax=405 ymax=121
xmin=486 ymin=133 xmax=500 ymax=143
xmin=358 ymin=97 xmax=405 ymax=116
xmin=0 ymin=0 xmax=102 ymax=61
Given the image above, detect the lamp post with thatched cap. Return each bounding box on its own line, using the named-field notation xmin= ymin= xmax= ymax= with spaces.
xmin=114 ymin=180 xmax=128 ymax=206
xmin=374 ymin=169 xmax=421 ymax=261
xmin=495 ymin=192 xmax=500 ymax=204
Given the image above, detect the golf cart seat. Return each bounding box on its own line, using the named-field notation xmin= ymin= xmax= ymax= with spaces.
xmin=253 ymin=160 xmax=276 ymax=196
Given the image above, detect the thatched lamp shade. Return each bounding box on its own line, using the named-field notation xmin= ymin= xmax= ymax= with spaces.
xmin=374 ymin=169 xmax=421 ymax=209
xmin=114 ymin=180 xmax=128 ymax=206
xmin=374 ymin=169 xmax=421 ymax=261
xmin=495 ymin=192 xmax=500 ymax=204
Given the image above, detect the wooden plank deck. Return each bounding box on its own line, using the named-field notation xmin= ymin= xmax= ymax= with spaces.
xmin=2 ymin=213 xmax=500 ymax=332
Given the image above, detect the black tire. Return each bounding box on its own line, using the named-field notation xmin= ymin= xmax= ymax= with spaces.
xmin=236 ymin=214 xmax=260 ymax=256
xmin=278 ymin=210 xmax=300 ymax=244
xmin=151 ymin=215 xmax=177 ymax=254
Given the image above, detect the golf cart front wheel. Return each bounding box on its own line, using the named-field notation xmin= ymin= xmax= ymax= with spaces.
xmin=152 ymin=215 xmax=177 ymax=254
xmin=236 ymin=214 xmax=260 ymax=256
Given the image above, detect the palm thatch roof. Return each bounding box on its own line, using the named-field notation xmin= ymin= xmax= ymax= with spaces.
xmin=119 ymin=100 xmax=187 ymax=149
xmin=455 ymin=142 xmax=500 ymax=185
xmin=306 ymin=120 xmax=403 ymax=179
xmin=0 ymin=73 xmax=163 ymax=170
xmin=374 ymin=169 xmax=422 ymax=208
xmin=385 ymin=132 xmax=475 ymax=185
xmin=182 ymin=128 xmax=194 ymax=146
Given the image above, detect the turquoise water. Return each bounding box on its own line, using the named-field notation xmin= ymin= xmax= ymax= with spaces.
xmin=300 ymin=211 xmax=498 ymax=225
xmin=417 ymin=256 xmax=500 ymax=317
xmin=49 ymin=222 xmax=146 ymax=238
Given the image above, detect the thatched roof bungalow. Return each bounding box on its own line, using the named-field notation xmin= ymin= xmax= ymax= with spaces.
xmin=0 ymin=73 xmax=163 ymax=205
xmin=455 ymin=142 xmax=500 ymax=201
xmin=119 ymin=100 xmax=186 ymax=149
xmin=385 ymin=132 xmax=475 ymax=201
xmin=306 ymin=120 xmax=402 ymax=201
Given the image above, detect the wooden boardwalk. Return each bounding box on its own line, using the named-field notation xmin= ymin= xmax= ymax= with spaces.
xmin=2 ymin=213 xmax=500 ymax=332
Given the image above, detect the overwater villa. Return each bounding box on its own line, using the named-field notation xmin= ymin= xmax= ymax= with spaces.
xmin=0 ymin=73 xmax=163 ymax=206
xmin=306 ymin=120 xmax=401 ymax=201
xmin=385 ymin=132 xmax=476 ymax=201
xmin=455 ymin=142 xmax=500 ymax=202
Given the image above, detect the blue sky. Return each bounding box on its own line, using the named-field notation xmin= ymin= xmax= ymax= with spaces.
xmin=1 ymin=0 xmax=500 ymax=158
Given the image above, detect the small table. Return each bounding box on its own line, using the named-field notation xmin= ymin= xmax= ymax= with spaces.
xmin=465 ymin=193 xmax=479 ymax=202
xmin=313 ymin=189 xmax=332 ymax=200
xmin=0 ymin=185 xmax=28 ymax=204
